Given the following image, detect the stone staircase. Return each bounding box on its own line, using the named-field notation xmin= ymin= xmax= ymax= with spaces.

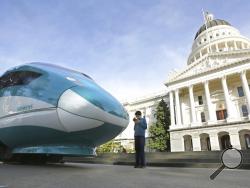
xmin=64 ymin=150 xmax=250 ymax=168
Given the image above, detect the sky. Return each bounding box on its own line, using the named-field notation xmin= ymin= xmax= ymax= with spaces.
xmin=0 ymin=0 xmax=250 ymax=102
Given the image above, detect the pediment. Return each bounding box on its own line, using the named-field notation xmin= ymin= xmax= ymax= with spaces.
xmin=167 ymin=54 xmax=250 ymax=83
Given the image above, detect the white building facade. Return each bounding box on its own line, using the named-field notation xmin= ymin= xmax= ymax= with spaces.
xmin=115 ymin=91 xmax=168 ymax=151
xmin=166 ymin=13 xmax=250 ymax=152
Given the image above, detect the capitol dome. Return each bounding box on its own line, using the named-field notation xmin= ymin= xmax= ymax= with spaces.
xmin=194 ymin=19 xmax=231 ymax=39
xmin=187 ymin=13 xmax=250 ymax=65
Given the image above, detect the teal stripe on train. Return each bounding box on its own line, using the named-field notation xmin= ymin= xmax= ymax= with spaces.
xmin=12 ymin=145 xmax=95 ymax=156
xmin=0 ymin=123 xmax=124 ymax=154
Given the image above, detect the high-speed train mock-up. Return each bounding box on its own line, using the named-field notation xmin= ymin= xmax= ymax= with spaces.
xmin=0 ymin=62 xmax=129 ymax=162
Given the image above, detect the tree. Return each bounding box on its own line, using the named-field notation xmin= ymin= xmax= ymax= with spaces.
xmin=96 ymin=140 xmax=121 ymax=153
xmin=148 ymin=99 xmax=171 ymax=151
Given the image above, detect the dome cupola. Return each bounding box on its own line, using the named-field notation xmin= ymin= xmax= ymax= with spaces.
xmin=187 ymin=12 xmax=250 ymax=65
xmin=194 ymin=19 xmax=231 ymax=40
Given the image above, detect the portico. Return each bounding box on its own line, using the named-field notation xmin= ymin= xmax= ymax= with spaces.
xmin=169 ymin=69 xmax=250 ymax=129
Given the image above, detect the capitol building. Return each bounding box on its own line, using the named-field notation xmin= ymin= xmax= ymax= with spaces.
xmin=166 ymin=13 xmax=250 ymax=152
xmin=116 ymin=91 xmax=168 ymax=151
xmin=117 ymin=13 xmax=250 ymax=153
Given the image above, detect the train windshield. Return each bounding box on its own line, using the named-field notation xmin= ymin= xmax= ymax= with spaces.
xmin=30 ymin=63 xmax=93 ymax=81
xmin=0 ymin=71 xmax=42 ymax=89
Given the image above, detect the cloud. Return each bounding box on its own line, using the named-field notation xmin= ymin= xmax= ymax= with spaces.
xmin=3 ymin=0 xmax=246 ymax=103
xmin=86 ymin=33 xmax=188 ymax=101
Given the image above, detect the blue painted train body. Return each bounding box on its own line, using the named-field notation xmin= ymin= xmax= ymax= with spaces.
xmin=0 ymin=63 xmax=129 ymax=160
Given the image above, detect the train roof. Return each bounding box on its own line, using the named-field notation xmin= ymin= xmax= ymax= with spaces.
xmin=28 ymin=62 xmax=93 ymax=80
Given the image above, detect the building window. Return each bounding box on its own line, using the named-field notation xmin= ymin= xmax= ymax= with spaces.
xmin=198 ymin=96 xmax=203 ymax=105
xmin=216 ymin=33 xmax=219 ymax=36
xmin=210 ymin=36 xmax=212 ymax=39
xmin=237 ymin=86 xmax=244 ymax=97
xmin=184 ymin=135 xmax=193 ymax=151
xmin=242 ymin=105 xmax=249 ymax=117
xmin=206 ymin=137 xmax=211 ymax=151
xmin=204 ymin=38 xmax=207 ymax=42
xmin=245 ymin=134 xmax=250 ymax=149
xmin=201 ymin=112 xmax=206 ymax=122
xmin=216 ymin=109 xmax=227 ymax=120
xmin=220 ymin=134 xmax=231 ymax=150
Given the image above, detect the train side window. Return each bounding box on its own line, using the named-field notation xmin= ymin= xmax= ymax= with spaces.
xmin=20 ymin=71 xmax=42 ymax=84
xmin=0 ymin=71 xmax=41 ymax=89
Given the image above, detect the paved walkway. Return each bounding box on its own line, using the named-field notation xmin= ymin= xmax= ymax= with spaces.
xmin=0 ymin=162 xmax=249 ymax=188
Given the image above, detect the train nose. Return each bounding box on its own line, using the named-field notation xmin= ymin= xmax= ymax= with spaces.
xmin=57 ymin=85 xmax=129 ymax=133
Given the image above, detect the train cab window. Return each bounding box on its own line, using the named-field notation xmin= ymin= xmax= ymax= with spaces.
xmin=0 ymin=71 xmax=41 ymax=89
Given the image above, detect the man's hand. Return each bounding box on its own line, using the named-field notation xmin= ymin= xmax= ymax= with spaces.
xmin=133 ymin=117 xmax=139 ymax=123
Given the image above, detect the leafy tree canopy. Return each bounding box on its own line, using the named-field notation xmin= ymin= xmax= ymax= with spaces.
xmin=148 ymin=99 xmax=171 ymax=151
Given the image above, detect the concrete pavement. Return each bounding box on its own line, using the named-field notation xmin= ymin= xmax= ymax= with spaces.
xmin=0 ymin=162 xmax=249 ymax=188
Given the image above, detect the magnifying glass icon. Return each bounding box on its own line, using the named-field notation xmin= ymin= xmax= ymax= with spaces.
xmin=210 ymin=148 xmax=243 ymax=180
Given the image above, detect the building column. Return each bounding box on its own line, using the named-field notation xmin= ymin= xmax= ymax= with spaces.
xmin=240 ymin=42 xmax=243 ymax=49
xmin=170 ymin=132 xmax=184 ymax=152
xmin=240 ymin=70 xmax=250 ymax=119
xmin=169 ymin=91 xmax=176 ymax=127
xmin=204 ymin=80 xmax=217 ymax=124
xmin=199 ymin=51 xmax=202 ymax=58
xmin=142 ymin=108 xmax=146 ymax=117
xmin=192 ymin=134 xmax=201 ymax=151
xmin=188 ymin=85 xmax=196 ymax=125
xmin=229 ymin=131 xmax=241 ymax=150
xmin=216 ymin=44 xmax=219 ymax=52
xmin=242 ymin=42 xmax=246 ymax=49
xmin=181 ymin=101 xmax=186 ymax=127
xmin=175 ymin=89 xmax=182 ymax=127
xmin=234 ymin=41 xmax=238 ymax=50
xmin=194 ymin=56 xmax=196 ymax=62
xmin=221 ymin=76 xmax=238 ymax=122
xmin=209 ymin=132 xmax=220 ymax=150
xmin=225 ymin=42 xmax=228 ymax=51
